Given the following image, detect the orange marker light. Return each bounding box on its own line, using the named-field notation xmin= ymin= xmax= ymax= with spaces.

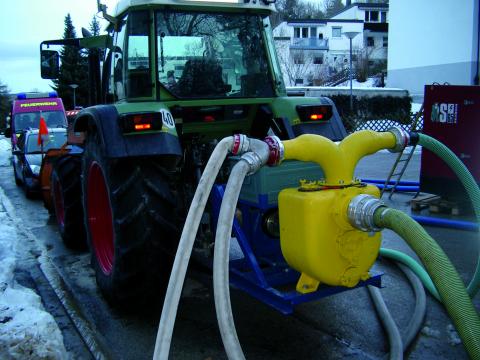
xmin=135 ymin=123 xmax=152 ymax=130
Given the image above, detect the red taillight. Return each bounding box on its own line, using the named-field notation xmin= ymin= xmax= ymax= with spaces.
xmin=296 ymin=105 xmax=333 ymax=123
xmin=310 ymin=114 xmax=324 ymax=121
xmin=204 ymin=115 xmax=215 ymax=122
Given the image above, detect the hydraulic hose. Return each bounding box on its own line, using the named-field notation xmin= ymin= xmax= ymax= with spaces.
xmin=417 ymin=133 xmax=480 ymax=296
xmin=374 ymin=207 xmax=480 ymax=360
xmin=154 ymin=136 xmax=240 ymax=360
xmin=368 ymin=285 xmax=403 ymax=360
xmin=396 ymin=263 xmax=426 ymax=351
xmin=368 ymin=262 xmax=426 ymax=359
xmin=213 ymin=140 xmax=270 ymax=360
xmin=411 ymin=215 xmax=479 ymax=232
xmin=213 ymin=160 xmax=250 ymax=360
xmin=379 ymin=248 xmax=440 ymax=301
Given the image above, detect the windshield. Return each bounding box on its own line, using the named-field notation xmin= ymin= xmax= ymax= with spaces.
xmin=155 ymin=11 xmax=274 ymax=99
xmin=13 ymin=111 xmax=66 ymax=133
xmin=26 ymin=131 xmax=67 ymax=153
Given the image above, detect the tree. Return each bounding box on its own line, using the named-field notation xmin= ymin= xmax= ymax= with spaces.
xmin=52 ymin=14 xmax=89 ymax=109
xmin=324 ymin=0 xmax=345 ymax=18
xmin=0 ymin=80 xmax=12 ymax=130
xmin=271 ymin=0 xmax=324 ymax=27
xmin=90 ymin=16 xmax=101 ymax=36
xmin=276 ymin=39 xmax=314 ymax=86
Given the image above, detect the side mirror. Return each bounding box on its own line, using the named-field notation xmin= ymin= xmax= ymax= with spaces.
xmin=4 ymin=127 xmax=12 ymax=138
xmin=40 ymin=50 xmax=60 ymax=79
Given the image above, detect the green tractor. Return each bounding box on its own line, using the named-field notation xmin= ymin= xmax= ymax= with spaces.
xmin=40 ymin=0 xmax=346 ymax=307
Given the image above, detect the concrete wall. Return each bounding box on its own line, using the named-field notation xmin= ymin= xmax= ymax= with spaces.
xmin=387 ymin=0 xmax=480 ymax=100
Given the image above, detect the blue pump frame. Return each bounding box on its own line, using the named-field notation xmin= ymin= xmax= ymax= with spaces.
xmin=211 ymin=185 xmax=382 ymax=315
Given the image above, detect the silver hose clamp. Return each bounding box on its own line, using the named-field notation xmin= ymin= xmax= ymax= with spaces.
xmin=241 ymin=151 xmax=264 ymax=175
xmin=347 ymin=194 xmax=385 ymax=232
xmin=388 ymin=126 xmax=410 ymax=153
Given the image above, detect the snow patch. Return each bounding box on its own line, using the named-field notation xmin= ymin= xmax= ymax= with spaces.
xmin=0 ymin=146 xmax=68 ymax=359
xmin=0 ymin=136 xmax=11 ymax=167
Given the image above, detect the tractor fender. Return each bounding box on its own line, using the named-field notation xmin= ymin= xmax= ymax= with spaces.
xmin=73 ymin=105 xmax=182 ymax=159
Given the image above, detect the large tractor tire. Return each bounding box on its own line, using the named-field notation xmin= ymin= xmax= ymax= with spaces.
xmin=51 ymin=156 xmax=86 ymax=249
xmin=82 ymin=131 xmax=179 ymax=307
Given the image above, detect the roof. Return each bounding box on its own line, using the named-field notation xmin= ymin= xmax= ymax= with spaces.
xmin=330 ymin=2 xmax=389 ymax=18
xmin=113 ymin=0 xmax=275 ymax=17
xmin=23 ymin=128 xmax=67 ymax=135
xmin=287 ymin=19 xmax=364 ymax=25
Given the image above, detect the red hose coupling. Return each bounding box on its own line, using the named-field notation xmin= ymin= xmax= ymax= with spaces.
xmin=264 ymin=135 xmax=284 ymax=166
xmin=231 ymin=134 xmax=249 ymax=155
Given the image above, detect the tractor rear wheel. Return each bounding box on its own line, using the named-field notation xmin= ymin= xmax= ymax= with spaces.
xmin=51 ymin=156 xmax=86 ymax=249
xmin=82 ymin=131 xmax=179 ymax=307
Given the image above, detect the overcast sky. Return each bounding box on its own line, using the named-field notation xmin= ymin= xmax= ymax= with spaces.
xmin=0 ymin=0 xmax=117 ymax=94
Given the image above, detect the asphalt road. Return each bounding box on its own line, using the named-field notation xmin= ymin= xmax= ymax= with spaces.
xmin=1 ymin=149 xmax=478 ymax=359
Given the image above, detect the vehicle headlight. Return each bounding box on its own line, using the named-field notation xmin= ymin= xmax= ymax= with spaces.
xmin=30 ymin=165 xmax=41 ymax=176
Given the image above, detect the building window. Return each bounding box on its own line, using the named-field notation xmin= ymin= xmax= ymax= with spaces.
xmin=383 ymin=36 xmax=388 ymax=47
xmin=313 ymin=56 xmax=323 ymax=64
xmin=381 ymin=11 xmax=387 ymax=23
xmin=295 ymin=78 xmax=304 ymax=85
xmin=302 ymin=28 xmax=308 ymax=38
xmin=365 ymin=10 xmax=380 ymax=22
xmin=332 ymin=27 xmax=342 ymax=38
xmin=310 ymin=27 xmax=317 ymax=38
xmin=319 ymin=33 xmax=324 ymax=40
xmin=294 ymin=27 xmax=300 ymax=38
xmin=367 ymin=37 xmax=374 ymax=47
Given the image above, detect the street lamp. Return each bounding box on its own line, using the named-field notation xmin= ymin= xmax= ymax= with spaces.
xmin=69 ymin=84 xmax=79 ymax=109
xmin=342 ymin=31 xmax=360 ymax=111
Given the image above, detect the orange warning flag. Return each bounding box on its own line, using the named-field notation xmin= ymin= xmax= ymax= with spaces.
xmin=37 ymin=116 xmax=49 ymax=146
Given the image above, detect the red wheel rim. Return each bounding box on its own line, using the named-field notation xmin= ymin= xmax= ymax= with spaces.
xmin=53 ymin=176 xmax=65 ymax=229
xmin=87 ymin=162 xmax=114 ymax=275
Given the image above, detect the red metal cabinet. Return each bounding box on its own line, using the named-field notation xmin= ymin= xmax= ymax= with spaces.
xmin=421 ymin=85 xmax=480 ymax=200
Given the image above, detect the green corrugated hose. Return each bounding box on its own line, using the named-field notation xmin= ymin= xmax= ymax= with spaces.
xmin=418 ymin=133 xmax=480 ymax=296
xmin=374 ymin=207 xmax=480 ymax=360
xmin=379 ymin=248 xmax=441 ymax=301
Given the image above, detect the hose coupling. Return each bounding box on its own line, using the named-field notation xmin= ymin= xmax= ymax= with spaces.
xmin=388 ymin=126 xmax=410 ymax=153
xmin=347 ymin=194 xmax=386 ymax=232
xmin=264 ymin=135 xmax=284 ymax=166
xmin=241 ymin=151 xmax=264 ymax=175
xmin=231 ymin=134 xmax=250 ymax=155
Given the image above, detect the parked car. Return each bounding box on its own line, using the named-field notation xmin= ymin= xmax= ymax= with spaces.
xmin=12 ymin=128 xmax=67 ymax=197
xmin=5 ymin=92 xmax=67 ymax=147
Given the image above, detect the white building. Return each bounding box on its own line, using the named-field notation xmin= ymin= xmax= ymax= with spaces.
xmin=274 ymin=2 xmax=389 ymax=86
xmin=387 ymin=0 xmax=480 ymax=100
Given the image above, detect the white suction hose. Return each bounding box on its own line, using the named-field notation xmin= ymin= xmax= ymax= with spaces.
xmin=213 ymin=140 xmax=270 ymax=360
xmin=153 ymin=135 xmax=250 ymax=360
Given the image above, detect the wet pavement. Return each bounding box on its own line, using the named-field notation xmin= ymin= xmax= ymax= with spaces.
xmin=1 ymin=146 xmax=479 ymax=359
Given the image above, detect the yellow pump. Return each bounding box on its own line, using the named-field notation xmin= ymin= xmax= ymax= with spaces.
xmin=278 ymin=130 xmax=398 ymax=293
